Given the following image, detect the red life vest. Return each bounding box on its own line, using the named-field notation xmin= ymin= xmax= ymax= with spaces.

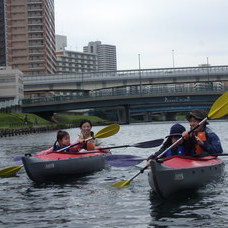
xmin=195 ymin=131 xmax=207 ymax=155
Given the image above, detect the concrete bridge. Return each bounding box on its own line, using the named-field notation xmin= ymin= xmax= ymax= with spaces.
xmin=24 ymin=65 xmax=228 ymax=97
xmin=22 ymin=89 xmax=226 ymax=123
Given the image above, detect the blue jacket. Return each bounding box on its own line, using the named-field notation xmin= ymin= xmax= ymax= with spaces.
xmin=152 ymin=138 xmax=194 ymax=159
xmin=165 ymin=145 xmax=187 ymax=157
xmin=54 ymin=144 xmax=69 ymax=152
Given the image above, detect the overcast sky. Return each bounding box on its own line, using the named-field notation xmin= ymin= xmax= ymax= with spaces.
xmin=55 ymin=0 xmax=228 ymax=70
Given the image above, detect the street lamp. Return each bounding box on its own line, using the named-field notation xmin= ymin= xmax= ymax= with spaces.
xmin=138 ymin=54 xmax=142 ymax=95
xmin=206 ymin=57 xmax=210 ymax=90
xmin=172 ymin=50 xmax=175 ymax=68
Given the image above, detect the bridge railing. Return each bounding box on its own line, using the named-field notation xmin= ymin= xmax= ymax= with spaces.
xmin=22 ymin=84 xmax=227 ymax=105
xmin=23 ymin=65 xmax=228 ymax=84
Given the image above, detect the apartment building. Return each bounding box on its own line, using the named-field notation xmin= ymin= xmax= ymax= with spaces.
xmin=0 ymin=0 xmax=56 ymax=75
xmin=56 ymin=35 xmax=97 ymax=73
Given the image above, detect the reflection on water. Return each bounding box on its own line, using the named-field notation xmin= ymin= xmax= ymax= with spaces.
xmin=149 ymin=179 xmax=227 ymax=227
xmin=0 ymin=121 xmax=228 ymax=227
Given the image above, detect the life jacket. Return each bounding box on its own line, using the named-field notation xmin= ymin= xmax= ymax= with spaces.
xmin=54 ymin=144 xmax=69 ymax=152
xmin=86 ymin=139 xmax=95 ymax=150
xmin=166 ymin=145 xmax=185 ymax=157
xmin=195 ymin=131 xmax=207 ymax=155
xmin=79 ymin=132 xmax=95 ymax=150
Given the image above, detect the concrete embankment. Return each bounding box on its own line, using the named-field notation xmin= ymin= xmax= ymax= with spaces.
xmin=0 ymin=125 xmax=75 ymax=137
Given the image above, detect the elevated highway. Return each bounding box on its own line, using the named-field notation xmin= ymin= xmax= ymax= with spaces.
xmin=24 ymin=65 xmax=228 ymax=96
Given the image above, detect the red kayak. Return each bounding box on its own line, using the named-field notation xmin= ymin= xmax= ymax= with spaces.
xmin=22 ymin=150 xmax=109 ymax=183
xmin=148 ymin=156 xmax=225 ymax=198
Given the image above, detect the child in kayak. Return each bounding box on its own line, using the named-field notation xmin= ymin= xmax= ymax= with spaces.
xmin=53 ymin=130 xmax=71 ymax=152
xmin=37 ymin=130 xmax=81 ymax=155
xmin=182 ymin=110 xmax=223 ymax=155
xmin=76 ymin=119 xmax=101 ymax=150
xmin=53 ymin=130 xmax=83 ymax=153
xmin=147 ymin=123 xmax=194 ymax=161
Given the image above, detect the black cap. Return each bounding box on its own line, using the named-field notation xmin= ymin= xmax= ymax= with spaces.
xmin=186 ymin=110 xmax=208 ymax=123
xmin=166 ymin=123 xmax=186 ymax=138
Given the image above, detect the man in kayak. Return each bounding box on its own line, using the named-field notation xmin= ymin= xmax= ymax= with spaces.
xmin=183 ymin=110 xmax=223 ymax=155
xmin=147 ymin=123 xmax=194 ymax=160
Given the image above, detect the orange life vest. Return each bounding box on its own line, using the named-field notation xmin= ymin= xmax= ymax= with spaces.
xmin=86 ymin=139 xmax=95 ymax=150
xmin=195 ymin=131 xmax=207 ymax=155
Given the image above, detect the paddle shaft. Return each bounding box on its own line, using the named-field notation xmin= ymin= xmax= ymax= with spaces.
xmin=129 ymin=166 xmax=148 ymax=182
xmin=210 ymin=153 xmax=228 ymax=157
xmin=98 ymin=139 xmax=164 ymax=150
xmin=58 ymin=138 xmax=164 ymax=153
xmin=100 ymin=145 xmax=130 ymax=150
xmin=56 ymin=137 xmax=93 ymax=152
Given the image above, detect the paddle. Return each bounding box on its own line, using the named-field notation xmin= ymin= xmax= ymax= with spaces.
xmin=98 ymin=138 xmax=164 ymax=150
xmin=0 ymin=124 xmax=120 ymax=178
xmin=106 ymin=154 xmax=144 ymax=167
xmin=112 ymin=166 xmax=148 ymax=187
xmin=74 ymin=138 xmax=164 ymax=153
xmin=57 ymin=124 xmax=120 ymax=152
xmin=112 ymin=91 xmax=228 ymax=187
xmin=71 ymin=138 xmax=163 ymax=167
xmin=0 ymin=165 xmax=23 ymax=178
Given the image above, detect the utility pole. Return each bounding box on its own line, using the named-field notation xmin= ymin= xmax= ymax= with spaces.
xmin=138 ymin=54 xmax=142 ymax=95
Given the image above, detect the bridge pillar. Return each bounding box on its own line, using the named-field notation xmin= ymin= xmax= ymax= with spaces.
xmin=34 ymin=111 xmax=57 ymax=123
xmin=117 ymin=105 xmax=130 ymax=124
xmin=143 ymin=112 xmax=153 ymax=122
xmin=164 ymin=112 xmax=177 ymax=121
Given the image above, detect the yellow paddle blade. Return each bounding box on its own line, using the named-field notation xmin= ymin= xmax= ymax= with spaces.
xmin=95 ymin=124 xmax=120 ymax=138
xmin=0 ymin=165 xmax=23 ymax=178
xmin=208 ymin=91 xmax=228 ymax=119
xmin=111 ymin=179 xmax=130 ymax=187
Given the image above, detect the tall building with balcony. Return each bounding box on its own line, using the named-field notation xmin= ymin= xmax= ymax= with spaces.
xmin=83 ymin=41 xmax=117 ymax=72
xmin=0 ymin=0 xmax=56 ymax=75
xmin=56 ymin=35 xmax=97 ymax=74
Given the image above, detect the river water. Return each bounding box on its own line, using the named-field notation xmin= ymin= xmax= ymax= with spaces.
xmin=0 ymin=121 xmax=228 ymax=228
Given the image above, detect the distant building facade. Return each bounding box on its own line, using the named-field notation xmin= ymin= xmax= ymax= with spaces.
xmin=83 ymin=41 xmax=117 ymax=72
xmin=0 ymin=66 xmax=24 ymax=102
xmin=56 ymin=35 xmax=97 ymax=73
xmin=0 ymin=0 xmax=56 ymax=75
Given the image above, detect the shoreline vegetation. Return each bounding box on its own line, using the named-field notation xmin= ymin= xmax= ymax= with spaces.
xmin=1 ymin=112 xmax=227 ymax=137
xmin=0 ymin=113 xmax=108 ymax=137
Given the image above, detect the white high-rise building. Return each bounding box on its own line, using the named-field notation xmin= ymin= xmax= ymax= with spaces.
xmin=83 ymin=41 xmax=117 ymax=72
xmin=56 ymin=35 xmax=67 ymax=52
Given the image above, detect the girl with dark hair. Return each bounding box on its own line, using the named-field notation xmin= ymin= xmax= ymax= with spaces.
xmin=53 ymin=130 xmax=70 ymax=152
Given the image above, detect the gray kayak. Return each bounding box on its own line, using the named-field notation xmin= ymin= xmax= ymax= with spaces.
xmin=22 ymin=151 xmax=108 ymax=183
xmin=148 ymin=156 xmax=225 ymax=199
